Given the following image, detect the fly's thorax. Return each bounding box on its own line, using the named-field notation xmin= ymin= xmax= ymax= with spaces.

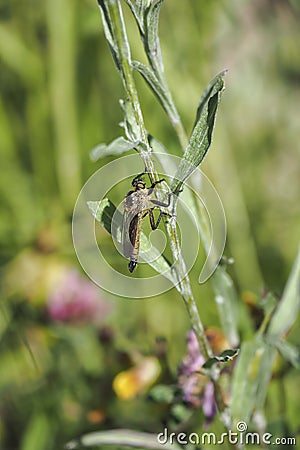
xmin=124 ymin=188 xmax=152 ymax=213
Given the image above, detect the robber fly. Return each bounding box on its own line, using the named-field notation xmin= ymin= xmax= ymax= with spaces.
xmin=122 ymin=172 xmax=172 ymax=273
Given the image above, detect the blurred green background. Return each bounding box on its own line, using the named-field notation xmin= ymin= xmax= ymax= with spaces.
xmin=1 ymin=0 xmax=300 ymax=449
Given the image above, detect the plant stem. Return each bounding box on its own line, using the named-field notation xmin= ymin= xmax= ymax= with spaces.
xmin=107 ymin=0 xmax=156 ymax=180
xmin=101 ymin=0 xmax=226 ymax=416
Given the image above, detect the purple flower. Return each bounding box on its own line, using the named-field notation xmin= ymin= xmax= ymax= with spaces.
xmin=178 ymin=330 xmax=205 ymax=378
xmin=178 ymin=330 xmax=216 ymax=422
xmin=47 ymin=269 xmax=112 ymax=325
xmin=202 ymin=382 xmax=216 ymax=426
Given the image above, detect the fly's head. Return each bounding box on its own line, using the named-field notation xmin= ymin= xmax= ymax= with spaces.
xmin=132 ymin=178 xmax=146 ymax=190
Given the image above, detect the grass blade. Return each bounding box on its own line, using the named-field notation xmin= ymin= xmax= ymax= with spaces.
xmin=267 ymin=246 xmax=300 ymax=338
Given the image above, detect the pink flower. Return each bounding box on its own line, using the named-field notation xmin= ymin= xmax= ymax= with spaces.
xmin=47 ymin=269 xmax=112 ymax=325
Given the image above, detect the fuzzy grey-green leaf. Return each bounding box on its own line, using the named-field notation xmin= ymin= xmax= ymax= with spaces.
xmin=145 ymin=0 xmax=164 ymax=71
xmin=65 ymin=428 xmax=181 ymax=450
xmin=123 ymin=0 xmax=146 ymax=35
xmin=120 ymin=98 xmax=143 ymax=143
xmin=90 ymin=137 xmax=138 ymax=161
xmin=132 ymin=61 xmax=167 ymax=110
xmin=97 ymin=1 xmax=119 ymax=70
xmin=171 ymin=71 xmax=226 ymax=195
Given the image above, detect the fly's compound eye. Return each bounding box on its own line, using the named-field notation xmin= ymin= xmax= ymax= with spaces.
xmin=133 ymin=180 xmax=145 ymax=189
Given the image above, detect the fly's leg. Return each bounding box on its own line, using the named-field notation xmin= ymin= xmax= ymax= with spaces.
xmin=148 ymin=208 xmax=171 ymax=230
xmin=148 ymin=178 xmax=166 ymax=195
xmin=149 ymin=179 xmax=172 ymax=208
xmin=132 ymin=169 xmax=147 ymax=185
xmin=150 ymin=193 xmax=172 ymax=208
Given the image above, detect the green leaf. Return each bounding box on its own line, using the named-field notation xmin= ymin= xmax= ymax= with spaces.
xmin=124 ymin=0 xmax=146 ymax=35
xmin=230 ymin=339 xmax=276 ymax=425
xmin=90 ymin=136 xmax=138 ymax=161
xmin=211 ymin=267 xmax=239 ymax=347
xmin=267 ymin=246 xmax=300 ymax=338
xmin=170 ymin=403 xmax=193 ymax=425
xmin=219 ymin=349 xmax=240 ymax=359
xmin=132 ymin=61 xmax=169 ymax=111
xmin=65 ymin=428 xmax=182 ymax=450
xmin=148 ymin=384 xmax=177 ymax=403
xmin=120 ymin=98 xmax=143 ymax=143
xmin=171 ymin=70 xmax=226 ymax=195
xmin=97 ymin=1 xmax=119 ymax=70
xmin=21 ymin=414 xmax=51 ymax=450
xmin=254 ymin=343 xmax=276 ymax=411
xmin=145 ymin=0 xmax=164 ymax=72
xmin=261 ymin=291 xmax=277 ymax=316
xmin=232 ymin=270 xmax=300 ymax=425
xmin=87 ymin=198 xmax=121 ymax=237
xmin=202 ymin=348 xmax=239 ymax=369
xmin=274 ymin=339 xmax=300 ymax=369
xmin=230 ymin=340 xmax=261 ymax=425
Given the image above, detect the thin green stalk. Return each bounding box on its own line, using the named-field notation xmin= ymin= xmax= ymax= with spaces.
xmin=103 ymin=0 xmax=226 ymax=415
xmin=107 ymin=0 xmax=156 ymax=180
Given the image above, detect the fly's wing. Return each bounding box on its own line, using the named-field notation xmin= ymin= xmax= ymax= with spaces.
xmin=122 ymin=193 xmax=140 ymax=259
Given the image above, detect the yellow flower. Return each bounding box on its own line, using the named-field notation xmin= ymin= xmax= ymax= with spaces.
xmin=113 ymin=356 xmax=161 ymax=400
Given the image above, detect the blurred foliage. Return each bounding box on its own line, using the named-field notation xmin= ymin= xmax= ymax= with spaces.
xmin=1 ymin=0 xmax=300 ymax=449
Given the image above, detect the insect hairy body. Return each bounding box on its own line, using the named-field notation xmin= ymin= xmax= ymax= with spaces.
xmin=122 ymin=173 xmax=171 ymax=273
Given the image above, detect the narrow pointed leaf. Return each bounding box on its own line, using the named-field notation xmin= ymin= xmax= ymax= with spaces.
xmin=90 ymin=137 xmax=138 ymax=161
xmin=254 ymin=343 xmax=276 ymax=411
xmin=65 ymin=428 xmax=181 ymax=450
xmin=124 ymin=0 xmax=146 ymax=35
xmin=231 ymin=338 xmax=276 ymax=425
xmin=202 ymin=348 xmax=239 ymax=369
xmin=274 ymin=339 xmax=300 ymax=369
xmin=267 ymin=246 xmax=300 ymax=338
xmin=132 ymin=61 xmax=168 ymax=111
xmin=231 ymin=340 xmax=262 ymax=425
xmin=97 ymin=1 xmax=119 ymax=70
xmin=145 ymin=0 xmax=164 ymax=71
xmin=194 ymin=70 xmax=227 ymax=124
xmin=212 ymin=267 xmax=240 ymax=347
xmin=171 ymin=71 xmax=226 ymax=195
